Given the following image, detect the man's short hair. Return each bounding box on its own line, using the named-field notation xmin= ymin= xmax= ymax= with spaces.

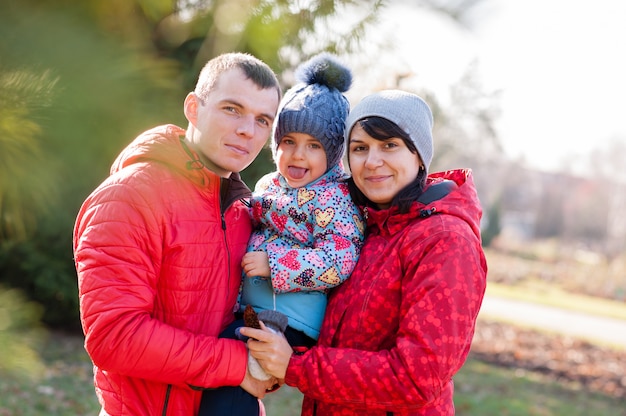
xmin=194 ymin=52 xmax=281 ymax=101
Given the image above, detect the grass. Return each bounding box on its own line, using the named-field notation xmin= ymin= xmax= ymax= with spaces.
xmin=0 ymin=332 xmax=98 ymax=416
xmin=453 ymin=360 xmax=625 ymax=416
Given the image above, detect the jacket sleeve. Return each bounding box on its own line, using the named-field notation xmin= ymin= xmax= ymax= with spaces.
xmin=284 ymin=225 xmax=487 ymax=410
xmin=73 ymin=183 xmax=247 ymax=389
xmin=266 ymin=193 xmax=364 ymax=294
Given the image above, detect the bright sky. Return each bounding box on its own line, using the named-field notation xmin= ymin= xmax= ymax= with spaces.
xmin=352 ymin=0 xmax=626 ymax=174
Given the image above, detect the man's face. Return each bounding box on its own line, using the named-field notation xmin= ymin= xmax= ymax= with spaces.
xmin=186 ymin=68 xmax=279 ymax=177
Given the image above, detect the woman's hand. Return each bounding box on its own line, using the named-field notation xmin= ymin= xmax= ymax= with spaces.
xmin=239 ymin=322 xmax=294 ymax=380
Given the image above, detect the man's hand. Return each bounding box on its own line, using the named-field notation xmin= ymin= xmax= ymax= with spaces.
xmin=239 ymin=364 xmax=277 ymax=399
xmin=242 ymin=251 xmax=271 ymax=278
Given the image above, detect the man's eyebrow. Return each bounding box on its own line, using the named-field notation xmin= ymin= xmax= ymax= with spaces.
xmin=261 ymin=112 xmax=276 ymax=122
xmin=220 ymin=98 xmax=275 ymax=122
xmin=218 ymin=98 xmax=243 ymax=108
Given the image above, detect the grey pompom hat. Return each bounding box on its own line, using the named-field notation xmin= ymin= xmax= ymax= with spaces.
xmin=344 ymin=90 xmax=434 ymax=173
xmin=272 ymin=52 xmax=353 ymax=171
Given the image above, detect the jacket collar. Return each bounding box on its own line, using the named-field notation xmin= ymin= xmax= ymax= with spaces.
xmin=363 ymin=169 xmax=482 ymax=239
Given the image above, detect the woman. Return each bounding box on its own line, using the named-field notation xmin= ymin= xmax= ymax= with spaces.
xmin=241 ymin=89 xmax=488 ymax=415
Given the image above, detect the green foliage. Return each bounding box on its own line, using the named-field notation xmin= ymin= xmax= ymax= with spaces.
xmin=454 ymin=359 xmax=624 ymax=415
xmin=0 ymin=214 xmax=79 ymax=330
xmin=0 ymin=69 xmax=58 ymax=239
xmin=0 ymin=286 xmax=46 ymax=380
xmin=0 ymin=1 xmax=183 ymax=330
xmin=143 ymin=0 xmax=384 ymax=88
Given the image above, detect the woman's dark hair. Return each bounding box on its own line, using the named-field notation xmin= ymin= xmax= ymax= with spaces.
xmin=347 ymin=116 xmax=427 ymax=214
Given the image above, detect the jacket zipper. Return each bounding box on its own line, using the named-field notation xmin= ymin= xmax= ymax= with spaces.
xmin=221 ymin=211 xmax=231 ymax=299
xmin=161 ymin=384 xmax=172 ymax=416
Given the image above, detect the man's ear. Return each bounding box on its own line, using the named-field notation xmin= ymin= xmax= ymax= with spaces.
xmin=183 ymin=92 xmax=199 ymax=126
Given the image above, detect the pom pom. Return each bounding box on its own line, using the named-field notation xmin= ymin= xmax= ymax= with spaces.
xmin=240 ymin=306 xmax=289 ymax=381
xmin=243 ymin=304 xmax=261 ymax=329
xmin=295 ymin=52 xmax=352 ymax=93
xmin=243 ymin=305 xmax=288 ymax=333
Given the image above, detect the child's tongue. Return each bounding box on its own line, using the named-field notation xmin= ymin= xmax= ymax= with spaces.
xmin=287 ymin=166 xmax=307 ymax=179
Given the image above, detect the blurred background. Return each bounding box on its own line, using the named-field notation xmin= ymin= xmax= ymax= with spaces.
xmin=1 ymin=0 xmax=624 ymax=414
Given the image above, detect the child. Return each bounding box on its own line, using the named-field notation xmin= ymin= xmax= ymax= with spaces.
xmin=198 ymin=52 xmax=365 ymax=415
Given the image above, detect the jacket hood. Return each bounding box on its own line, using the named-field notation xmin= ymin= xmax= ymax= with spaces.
xmin=110 ymin=124 xmax=205 ymax=183
xmin=366 ymin=168 xmax=483 ymax=240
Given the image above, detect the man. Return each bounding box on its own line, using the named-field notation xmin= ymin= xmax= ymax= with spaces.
xmin=73 ymin=52 xmax=281 ymax=415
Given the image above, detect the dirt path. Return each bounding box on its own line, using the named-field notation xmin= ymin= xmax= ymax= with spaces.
xmin=479 ymin=295 xmax=626 ymax=349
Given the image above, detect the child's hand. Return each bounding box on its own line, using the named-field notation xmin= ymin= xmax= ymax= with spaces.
xmin=242 ymin=251 xmax=271 ymax=277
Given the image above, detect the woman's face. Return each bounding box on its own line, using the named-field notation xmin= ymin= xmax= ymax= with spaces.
xmin=348 ymin=123 xmax=422 ymax=209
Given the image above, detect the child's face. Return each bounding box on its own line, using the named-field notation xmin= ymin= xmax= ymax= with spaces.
xmin=276 ymin=132 xmax=328 ymax=188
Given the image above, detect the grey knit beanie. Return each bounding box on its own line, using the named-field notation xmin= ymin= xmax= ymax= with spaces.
xmin=272 ymin=52 xmax=352 ymax=171
xmin=345 ymin=90 xmax=434 ymax=173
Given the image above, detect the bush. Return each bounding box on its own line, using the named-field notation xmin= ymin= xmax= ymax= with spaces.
xmin=0 ymin=213 xmax=80 ymax=331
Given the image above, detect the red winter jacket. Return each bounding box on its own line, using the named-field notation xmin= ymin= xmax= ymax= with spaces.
xmin=73 ymin=125 xmax=251 ymax=415
xmin=285 ymin=169 xmax=488 ymax=416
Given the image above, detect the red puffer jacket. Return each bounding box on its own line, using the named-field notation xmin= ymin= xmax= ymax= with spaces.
xmin=74 ymin=125 xmax=250 ymax=415
xmin=285 ymin=169 xmax=488 ymax=415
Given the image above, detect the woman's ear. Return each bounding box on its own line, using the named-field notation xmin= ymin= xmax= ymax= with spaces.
xmin=183 ymin=92 xmax=199 ymax=127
